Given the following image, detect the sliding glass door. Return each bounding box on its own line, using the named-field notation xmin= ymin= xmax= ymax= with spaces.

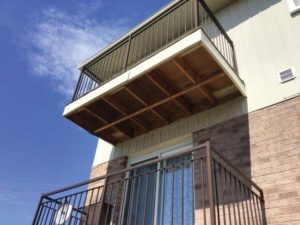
xmin=157 ymin=154 xmax=194 ymax=225
xmin=121 ymin=153 xmax=194 ymax=225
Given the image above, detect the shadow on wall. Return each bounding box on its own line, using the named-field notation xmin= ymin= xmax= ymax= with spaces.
xmin=193 ymin=100 xmax=266 ymax=224
xmin=217 ymin=0 xmax=281 ymax=31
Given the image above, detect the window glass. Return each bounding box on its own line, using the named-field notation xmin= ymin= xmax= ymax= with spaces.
xmin=122 ymin=153 xmax=194 ymax=225
xmin=122 ymin=162 xmax=157 ymax=225
xmin=157 ymin=154 xmax=193 ymax=225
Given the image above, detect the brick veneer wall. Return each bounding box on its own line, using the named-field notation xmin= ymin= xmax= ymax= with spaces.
xmin=193 ymin=96 xmax=300 ymax=225
xmin=87 ymin=156 xmax=128 ymax=225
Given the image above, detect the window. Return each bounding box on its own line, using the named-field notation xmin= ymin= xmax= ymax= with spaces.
xmin=121 ymin=153 xmax=194 ymax=225
xmin=287 ymin=0 xmax=300 ymax=14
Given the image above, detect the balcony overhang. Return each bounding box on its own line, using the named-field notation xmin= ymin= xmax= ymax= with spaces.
xmin=63 ymin=29 xmax=245 ymax=144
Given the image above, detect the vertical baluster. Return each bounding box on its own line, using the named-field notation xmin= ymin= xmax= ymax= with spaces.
xmin=48 ymin=201 xmax=57 ymax=225
xmin=39 ymin=202 xmax=48 ymax=225
xmin=160 ymin=167 xmax=166 ymax=225
xmin=191 ymin=154 xmax=195 ymax=225
xmin=73 ymin=192 xmax=84 ymax=225
xmin=84 ymin=189 xmax=95 ymax=225
xmin=234 ymin=178 xmax=242 ymax=225
xmin=181 ymin=162 xmax=184 ymax=225
xmin=224 ymin=169 xmax=232 ymax=225
xmin=90 ymin=187 xmax=100 ymax=225
xmin=49 ymin=199 xmax=61 ymax=225
xmin=206 ymin=142 xmax=216 ymax=225
xmin=111 ymin=181 xmax=121 ymax=223
xmin=66 ymin=195 xmax=75 ymax=225
xmin=201 ymin=158 xmax=207 ymax=225
xmin=72 ymin=72 xmax=83 ymax=100
xmin=255 ymin=195 xmax=263 ymax=225
xmin=239 ymin=181 xmax=247 ymax=225
xmin=149 ymin=25 xmax=154 ymax=54
xmin=32 ymin=197 xmax=44 ymax=225
xmin=142 ymin=173 xmax=149 ymax=225
xmin=213 ymin=160 xmax=220 ymax=225
xmin=44 ymin=201 xmax=54 ymax=225
xmin=167 ymin=13 xmax=170 ymax=43
xmin=247 ymin=189 xmax=255 ymax=225
xmin=104 ymin=183 xmax=114 ymax=225
xmin=171 ymin=165 xmax=175 ymax=225
xmin=118 ymin=179 xmax=128 ymax=225
xmin=243 ymin=185 xmax=251 ymax=225
xmin=57 ymin=197 xmax=68 ymax=225
xmin=228 ymin=173 xmax=237 ymax=225
xmin=194 ymin=0 xmax=199 ymax=28
xmin=126 ymin=176 xmax=136 ymax=225
xmin=133 ymin=176 xmax=141 ymax=225
xmin=173 ymin=7 xmax=176 ymax=40
xmin=252 ymin=192 xmax=259 ymax=225
xmin=218 ymin=163 xmax=226 ymax=225
xmin=151 ymin=170 xmax=158 ymax=225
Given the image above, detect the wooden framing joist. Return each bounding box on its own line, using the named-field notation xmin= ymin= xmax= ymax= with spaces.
xmin=93 ymin=71 xmax=224 ymax=134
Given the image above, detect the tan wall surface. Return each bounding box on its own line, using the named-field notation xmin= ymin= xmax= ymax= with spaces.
xmin=217 ymin=0 xmax=300 ymax=111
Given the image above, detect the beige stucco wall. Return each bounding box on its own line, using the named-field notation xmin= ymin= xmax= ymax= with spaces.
xmin=93 ymin=0 xmax=300 ymax=164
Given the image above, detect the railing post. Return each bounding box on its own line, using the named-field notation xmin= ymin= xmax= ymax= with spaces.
xmin=260 ymin=191 xmax=267 ymax=225
xmin=205 ymin=141 xmax=216 ymax=225
xmin=31 ymin=195 xmax=44 ymax=225
xmin=97 ymin=177 xmax=109 ymax=225
xmin=72 ymin=71 xmax=84 ymax=101
xmin=194 ymin=0 xmax=199 ymax=27
xmin=123 ymin=35 xmax=132 ymax=70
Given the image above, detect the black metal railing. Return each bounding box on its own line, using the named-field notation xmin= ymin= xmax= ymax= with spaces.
xmin=32 ymin=142 xmax=266 ymax=225
xmin=72 ymin=0 xmax=238 ymax=101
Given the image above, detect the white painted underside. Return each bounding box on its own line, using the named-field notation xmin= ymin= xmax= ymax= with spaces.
xmin=63 ymin=29 xmax=245 ymax=117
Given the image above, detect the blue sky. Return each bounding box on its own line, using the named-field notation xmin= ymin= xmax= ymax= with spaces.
xmin=0 ymin=0 xmax=169 ymax=224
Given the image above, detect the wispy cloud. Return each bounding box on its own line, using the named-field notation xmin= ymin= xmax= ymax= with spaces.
xmin=26 ymin=6 xmax=127 ymax=97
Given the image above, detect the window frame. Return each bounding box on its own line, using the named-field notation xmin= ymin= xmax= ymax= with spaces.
xmin=121 ymin=141 xmax=193 ymax=225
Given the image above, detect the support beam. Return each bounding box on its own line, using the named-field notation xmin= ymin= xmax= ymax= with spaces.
xmin=172 ymin=58 xmax=197 ymax=83
xmin=84 ymin=108 xmax=132 ymax=139
xmin=94 ymin=71 xmax=224 ymax=133
xmin=172 ymin=58 xmax=218 ymax=105
xmin=103 ymin=96 xmax=149 ymax=131
xmin=147 ymin=70 xmax=193 ymax=115
xmin=124 ymin=86 xmax=170 ymax=124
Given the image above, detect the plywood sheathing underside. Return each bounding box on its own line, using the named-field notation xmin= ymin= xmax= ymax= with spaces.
xmin=66 ymin=45 xmax=242 ymax=144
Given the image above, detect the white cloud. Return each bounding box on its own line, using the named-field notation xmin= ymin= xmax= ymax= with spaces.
xmin=27 ymin=7 xmax=127 ymax=97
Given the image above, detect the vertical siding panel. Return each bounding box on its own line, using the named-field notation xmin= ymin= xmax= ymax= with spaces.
xmin=196 ymin=110 xmax=209 ymax=131
xmin=168 ymin=121 xmax=179 ymax=140
xmin=108 ymin=98 xmax=245 ymax=160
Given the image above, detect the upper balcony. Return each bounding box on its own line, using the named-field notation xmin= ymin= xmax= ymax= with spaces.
xmin=63 ymin=0 xmax=246 ymax=144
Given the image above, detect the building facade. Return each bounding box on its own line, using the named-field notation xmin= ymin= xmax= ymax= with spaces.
xmin=32 ymin=0 xmax=300 ymax=225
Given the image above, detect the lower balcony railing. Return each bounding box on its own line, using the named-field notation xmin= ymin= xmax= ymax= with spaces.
xmin=32 ymin=142 xmax=266 ymax=225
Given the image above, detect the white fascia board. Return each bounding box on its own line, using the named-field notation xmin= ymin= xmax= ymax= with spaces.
xmin=200 ymin=31 xmax=247 ymax=97
xmin=63 ymin=29 xmax=203 ymax=116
